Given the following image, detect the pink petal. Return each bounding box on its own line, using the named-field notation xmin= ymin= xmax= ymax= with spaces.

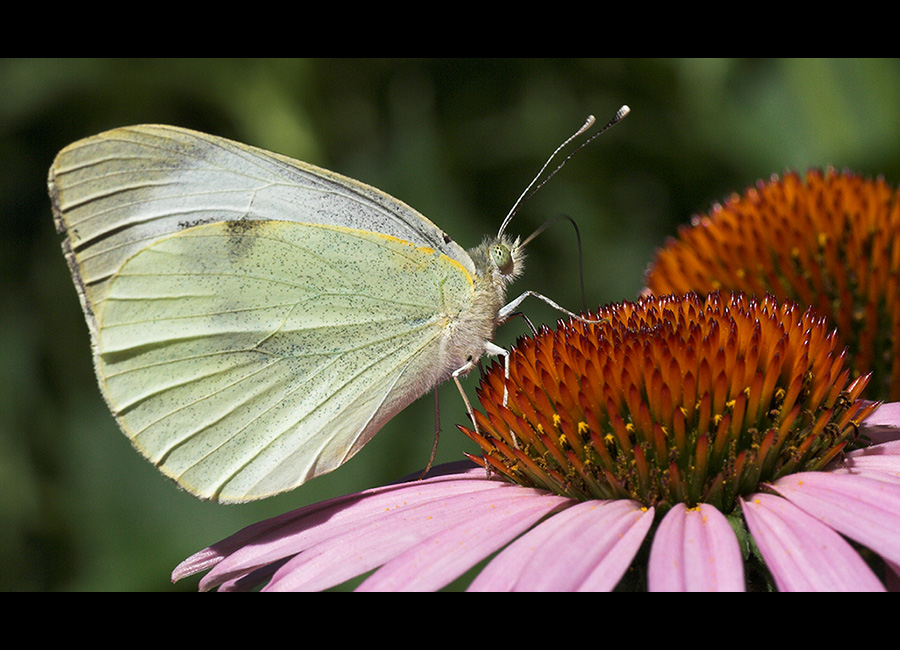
xmin=860 ymin=401 xmax=900 ymax=444
xmin=467 ymin=499 xmax=654 ymax=591
xmin=741 ymin=493 xmax=884 ymax=591
xmin=835 ymin=440 xmax=900 ymax=484
xmin=768 ymin=471 xmax=900 ymax=567
xmin=648 ymin=503 xmax=744 ymax=592
xmin=355 ymin=491 xmax=573 ymax=591
xmin=173 ymin=494 xmax=357 ymax=587
xmin=264 ymin=485 xmax=572 ymax=591
xmin=180 ymin=463 xmax=499 ymax=590
xmin=846 ymin=439 xmax=900 ymax=458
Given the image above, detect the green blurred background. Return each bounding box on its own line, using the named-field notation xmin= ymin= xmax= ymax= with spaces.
xmin=3 ymin=58 xmax=900 ymax=591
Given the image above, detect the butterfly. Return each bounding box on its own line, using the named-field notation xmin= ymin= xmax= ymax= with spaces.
xmin=48 ymin=107 xmax=628 ymax=503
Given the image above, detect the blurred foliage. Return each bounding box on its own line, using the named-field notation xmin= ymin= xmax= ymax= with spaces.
xmin=2 ymin=58 xmax=900 ymax=591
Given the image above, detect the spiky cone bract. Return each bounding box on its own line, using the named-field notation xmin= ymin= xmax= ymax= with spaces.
xmin=645 ymin=169 xmax=900 ymax=401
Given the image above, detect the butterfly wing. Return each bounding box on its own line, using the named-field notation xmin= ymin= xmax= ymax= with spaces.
xmin=48 ymin=124 xmax=484 ymax=502
xmin=95 ymin=219 xmax=476 ymax=502
xmin=48 ymin=124 xmax=475 ymax=342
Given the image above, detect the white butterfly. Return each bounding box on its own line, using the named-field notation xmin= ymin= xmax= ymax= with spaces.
xmin=48 ymin=107 xmax=628 ymax=503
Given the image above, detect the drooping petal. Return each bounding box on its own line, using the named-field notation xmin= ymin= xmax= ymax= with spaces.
xmin=648 ymin=503 xmax=744 ymax=591
xmin=768 ymin=471 xmax=900 ymax=566
xmin=262 ymin=484 xmax=573 ymax=591
xmin=741 ymin=493 xmax=884 ymax=591
xmin=175 ymin=462 xmax=498 ymax=590
xmin=468 ymin=499 xmax=654 ymax=591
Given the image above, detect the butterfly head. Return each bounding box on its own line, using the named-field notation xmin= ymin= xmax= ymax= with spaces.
xmin=469 ymin=235 xmax=524 ymax=291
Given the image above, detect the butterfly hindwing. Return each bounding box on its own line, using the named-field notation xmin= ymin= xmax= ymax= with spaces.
xmin=97 ymin=220 xmax=476 ymax=502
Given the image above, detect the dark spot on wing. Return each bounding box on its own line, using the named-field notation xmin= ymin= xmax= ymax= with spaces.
xmin=443 ymin=233 xmax=452 ymax=244
xmin=178 ymin=217 xmax=216 ymax=231
xmin=225 ymin=219 xmax=265 ymax=260
xmin=225 ymin=219 xmax=262 ymax=236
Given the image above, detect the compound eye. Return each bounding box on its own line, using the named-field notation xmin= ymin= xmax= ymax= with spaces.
xmin=491 ymin=243 xmax=514 ymax=275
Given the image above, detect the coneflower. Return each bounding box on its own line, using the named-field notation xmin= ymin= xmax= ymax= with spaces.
xmin=466 ymin=292 xmax=875 ymax=513
xmin=645 ymin=169 xmax=900 ymax=401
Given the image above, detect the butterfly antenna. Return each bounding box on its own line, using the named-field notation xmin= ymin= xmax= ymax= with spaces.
xmin=497 ymin=105 xmax=630 ymax=239
xmin=522 ymin=214 xmax=588 ymax=312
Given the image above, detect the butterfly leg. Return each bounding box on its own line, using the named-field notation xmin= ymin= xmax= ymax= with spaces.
xmin=451 ymin=356 xmax=479 ymax=434
xmin=449 ymin=357 xmax=492 ymax=478
xmin=499 ymin=290 xmax=603 ymax=324
xmin=468 ymin=342 xmax=519 ymax=450
xmin=417 ymin=388 xmax=441 ymax=480
xmin=501 ymin=310 xmax=538 ymax=335
xmin=482 ymin=342 xmax=511 ymax=407
xmin=451 ymin=342 xmax=515 ymax=479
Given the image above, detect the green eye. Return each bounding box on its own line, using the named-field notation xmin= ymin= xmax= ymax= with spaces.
xmin=491 ymin=243 xmax=514 ymax=275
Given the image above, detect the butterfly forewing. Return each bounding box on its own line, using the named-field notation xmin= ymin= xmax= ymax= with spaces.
xmin=49 ymin=125 xmax=475 ymax=327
